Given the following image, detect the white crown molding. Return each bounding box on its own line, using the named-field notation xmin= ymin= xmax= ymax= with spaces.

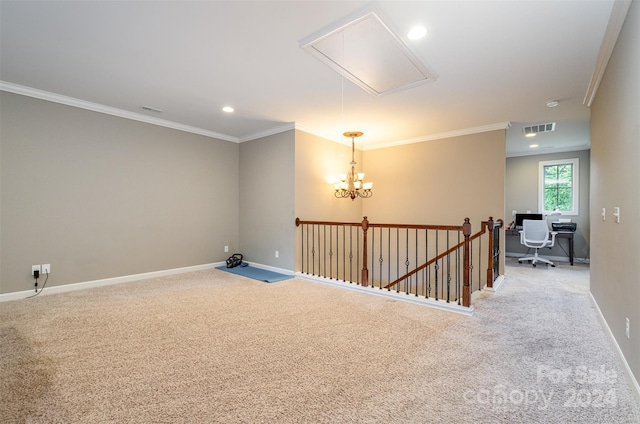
xmin=293 ymin=122 xmax=512 ymax=151
xmin=293 ymin=123 xmax=346 ymax=144
xmin=0 ymin=81 xmax=239 ymax=142
xmin=238 ymin=122 xmax=296 ymax=142
xmin=360 ymin=122 xmax=512 ymax=151
xmin=506 ymin=144 xmax=591 ymax=158
xmin=583 ymin=0 xmax=632 ymax=107
xmin=2 ymin=81 xmax=511 ymax=151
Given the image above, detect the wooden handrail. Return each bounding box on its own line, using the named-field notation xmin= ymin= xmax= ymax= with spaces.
xmin=295 ymin=218 xmax=362 ymax=227
xmin=385 ymin=217 xmax=497 ymax=290
xmin=296 ymin=217 xmax=464 ymax=232
xmin=295 ymin=216 xmax=502 ymax=307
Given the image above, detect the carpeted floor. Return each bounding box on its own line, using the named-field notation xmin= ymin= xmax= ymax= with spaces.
xmin=1 ymin=259 xmax=639 ymax=423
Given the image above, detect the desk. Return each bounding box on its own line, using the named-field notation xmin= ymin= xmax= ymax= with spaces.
xmin=506 ymin=228 xmax=574 ymax=265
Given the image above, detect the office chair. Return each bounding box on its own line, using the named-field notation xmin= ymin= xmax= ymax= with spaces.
xmin=518 ymin=219 xmax=557 ymax=267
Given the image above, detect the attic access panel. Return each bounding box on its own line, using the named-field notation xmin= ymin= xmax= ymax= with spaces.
xmin=300 ymin=11 xmax=437 ymax=97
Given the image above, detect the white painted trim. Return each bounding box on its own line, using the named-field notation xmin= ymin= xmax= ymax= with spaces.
xmin=238 ymin=123 xmax=295 ymax=143
xmin=360 ymin=122 xmax=512 ymax=151
xmin=293 ymin=123 xmax=344 ymax=144
xmin=0 ymin=263 xmax=222 ymax=302
xmin=584 ymin=0 xmax=632 ymax=107
xmin=538 ymin=157 xmax=580 ymax=215
xmin=506 ymin=144 xmax=591 ymax=158
xmin=589 ymin=292 xmax=640 ymax=405
xmin=484 ymin=275 xmax=505 ymax=293
xmin=1 ymin=80 xmax=512 ymax=152
xmin=0 ymin=81 xmax=239 ymax=142
xmin=295 ymin=272 xmax=473 ymax=316
xmin=505 ymin=252 xmax=589 ymax=264
xmin=293 ymin=121 xmax=512 ymax=151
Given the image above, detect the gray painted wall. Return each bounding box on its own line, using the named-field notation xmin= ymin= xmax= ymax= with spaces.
xmin=505 ymin=150 xmax=590 ymax=262
xmin=239 ymin=131 xmax=295 ymax=270
xmin=0 ymin=92 xmax=240 ymax=294
xmin=590 ymin=0 xmax=639 ymax=390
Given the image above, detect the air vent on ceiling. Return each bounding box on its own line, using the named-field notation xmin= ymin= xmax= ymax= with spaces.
xmin=523 ymin=122 xmax=556 ymax=136
xmin=299 ymin=10 xmax=437 ymax=97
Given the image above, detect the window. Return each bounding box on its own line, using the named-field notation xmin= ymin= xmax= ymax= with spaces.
xmin=538 ymin=158 xmax=579 ymax=215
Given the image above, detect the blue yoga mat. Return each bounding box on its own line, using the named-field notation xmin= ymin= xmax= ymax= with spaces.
xmin=216 ymin=265 xmax=293 ymax=283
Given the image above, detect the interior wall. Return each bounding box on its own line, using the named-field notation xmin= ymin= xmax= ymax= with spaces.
xmin=362 ymin=130 xmax=506 ymax=227
xmin=239 ymin=130 xmax=295 ymax=270
xmin=590 ymin=0 xmax=639 ymax=388
xmin=505 ymin=150 xmax=590 ymax=261
xmin=0 ymin=91 xmax=240 ymax=294
xmin=294 ymin=130 xmax=364 ymax=222
xmin=362 ymin=130 xmax=506 ymax=274
xmin=293 ymin=130 xmax=365 ymax=271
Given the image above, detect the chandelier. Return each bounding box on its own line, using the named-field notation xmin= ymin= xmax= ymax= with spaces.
xmin=334 ymin=131 xmax=373 ymax=200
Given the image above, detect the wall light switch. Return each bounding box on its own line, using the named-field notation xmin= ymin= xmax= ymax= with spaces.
xmin=275 ymin=250 xmax=279 ymax=258
xmin=224 ymin=246 xmax=229 ymax=253
xmin=613 ymin=207 xmax=620 ymax=223
xmin=601 ymin=208 xmax=606 ymax=221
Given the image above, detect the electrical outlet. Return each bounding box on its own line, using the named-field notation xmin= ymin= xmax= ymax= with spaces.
xmin=512 ymin=210 xmax=517 ymax=217
xmin=224 ymin=246 xmax=229 ymax=253
xmin=275 ymin=250 xmax=279 ymax=258
xmin=42 ymin=264 xmax=51 ymax=274
xmin=626 ymin=318 xmax=630 ymax=339
xmin=31 ymin=265 xmax=41 ymax=276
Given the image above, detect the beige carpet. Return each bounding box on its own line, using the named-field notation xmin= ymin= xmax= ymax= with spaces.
xmin=1 ymin=259 xmax=639 ymax=423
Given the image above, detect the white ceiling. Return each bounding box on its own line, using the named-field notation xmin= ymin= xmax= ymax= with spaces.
xmin=0 ymin=1 xmax=615 ymax=156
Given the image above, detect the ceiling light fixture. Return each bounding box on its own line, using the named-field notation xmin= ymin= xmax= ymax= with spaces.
xmin=334 ymin=132 xmax=373 ymax=200
xmin=407 ymin=26 xmax=427 ymax=40
xmin=222 ymin=106 xmax=234 ymax=113
xmin=529 ymin=144 xmax=539 ymax=148
xmin=546 ymin=100 xmax=559 ymax=108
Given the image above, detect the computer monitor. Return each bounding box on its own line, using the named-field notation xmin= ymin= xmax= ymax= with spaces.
xmin=515 ymin=213 xmax=543 ymax=228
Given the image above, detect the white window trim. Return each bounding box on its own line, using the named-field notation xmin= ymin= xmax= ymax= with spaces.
xmin=538 ymin=158 xmax=579 ymax=216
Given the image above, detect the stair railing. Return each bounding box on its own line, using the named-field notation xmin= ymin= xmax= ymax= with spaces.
xmin=295 ymin=216 xmax=503 ymax=308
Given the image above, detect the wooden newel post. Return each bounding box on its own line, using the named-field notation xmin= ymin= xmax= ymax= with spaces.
xmin=462 ymin=218 xmax=471 ymax=307
xmin=486 ymin=216 xmax=495 ymax=288
xmin=361 ymin=216 xmax=369 ymax=287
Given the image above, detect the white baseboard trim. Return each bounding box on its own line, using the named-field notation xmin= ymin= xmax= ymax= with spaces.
xmin=295 ymin=272 xmax=473 ymax=316
xmin=0 ymin=263 xmax=223 ymax=302
xmin=589 ymin=292 xmax=640 ymax=405
xmin=484 ymin=275 xmax=505 ymax=293
xmin=505 ymin=252 xmax=590 ymax=264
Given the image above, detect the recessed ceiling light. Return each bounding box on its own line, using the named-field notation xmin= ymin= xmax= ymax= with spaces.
xmin=407 ymin=26 xmax=427 ymax=40
xmin=525 ymin=133 xmax=537 ymax=138
xmin=546 ymin=100 xmax=559 ymax=108
xmin=222 ymin=106 xmax=234 ymax=113
xmin=529 ymin=144 xmax=539 ymax=148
